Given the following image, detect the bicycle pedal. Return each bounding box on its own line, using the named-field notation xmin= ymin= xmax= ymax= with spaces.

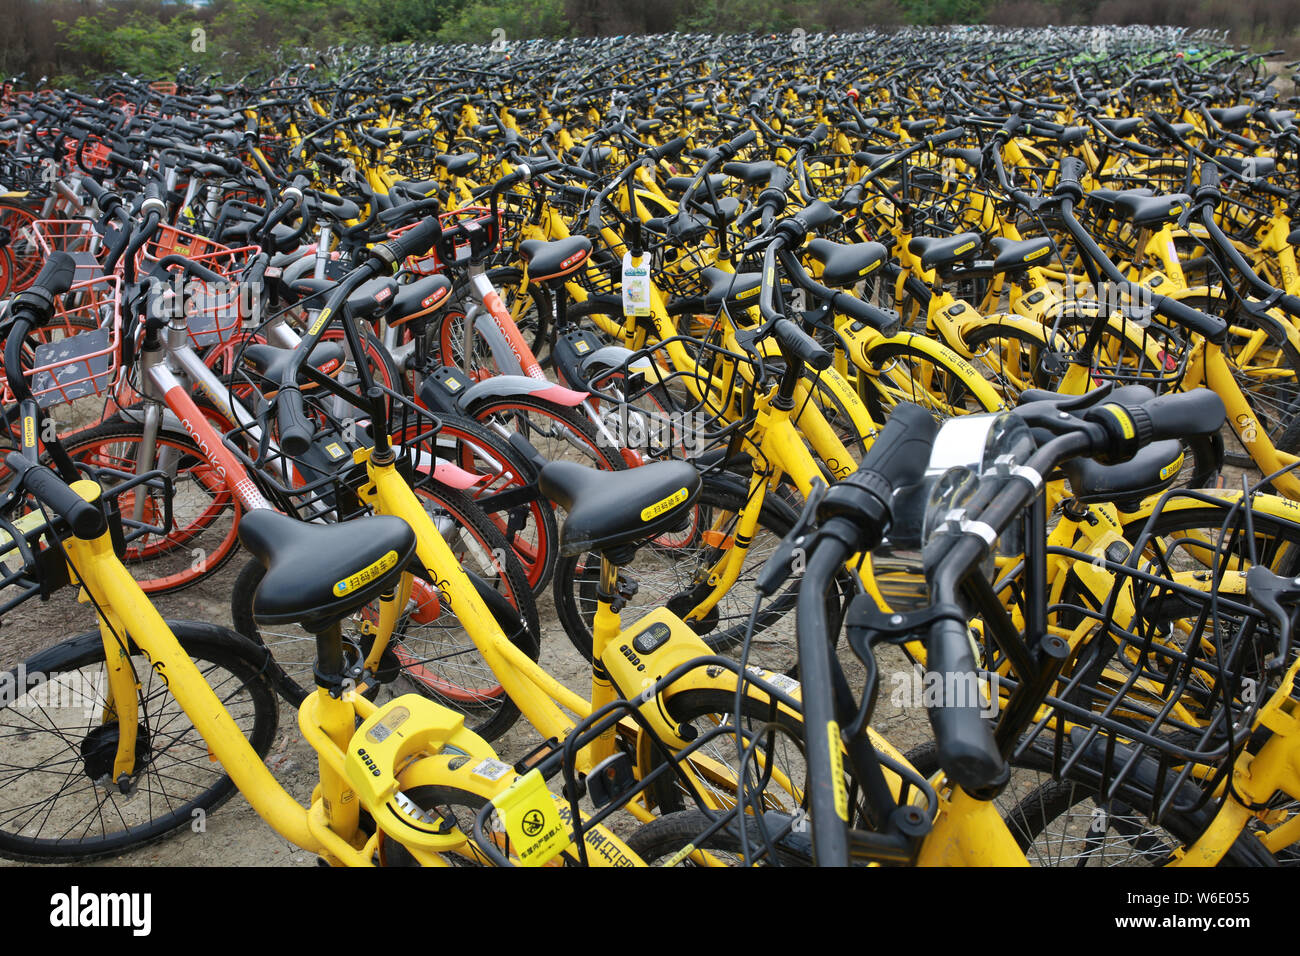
xmin=513 ymin=737 xmax=562 ymax=775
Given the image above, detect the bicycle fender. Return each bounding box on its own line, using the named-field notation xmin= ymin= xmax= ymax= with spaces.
xmin=458 ymin=374 xmax=588 ymax=410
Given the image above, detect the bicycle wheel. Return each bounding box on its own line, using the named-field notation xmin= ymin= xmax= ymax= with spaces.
xmin=429 ymin=269 xmax=550 ymax=381
xmin=905 ymin=741 xmax=1275 ymax=867
xmin=961 ymin=320 xmax=1055 ymax=400
xmin=232 ymin=485 xmax=540 ymax=742
xmin=379 ymin=783 xmax=497 ymax=867
xmin=552 ymin=476 xmax=812 ymax=674
xmin=421 ymin=413 xmax=559 ymax=594
xmin=0 ymin=622 xmax=278 ymax=862
xmin=860 ymin=338 xmax=1002 ymax=423
xmin=0 ymin=200 xmax=42 ymax=293
xmin=625 ymin=808 xmax=812 ymax=866
xmin=1120 ymin=502 xmax=1300 ymax=578
xmin=470 ymin=393 xmax=629 ymax=473
xmin=58 ymin=418 xmax=242 ymax=594
xmin=647 ymin=688 xmax=811 ymax=820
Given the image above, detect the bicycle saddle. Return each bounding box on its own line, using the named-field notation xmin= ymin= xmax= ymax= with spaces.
xmin=287 ymin=275 xmax=398 ymax=319
xmin=1111 ymin=192 xmax=1191 ymax=227
xmin=1208 ymin=105 xmax=1252 ymax=129
xmin=1096 ymin=116 xmax=1143 ymax=138
xmin=1087 ymin=187 xmax=1153 ymax=206
xmin=539 ymin=458 xmax=702 ymax=563
xmin=989 ymin=236 xmax=1052 ymax=274
xmin=805 ymin=237 xmax=887 ymax=287
xmin=387 ymin=273 xmax=453 ymax=326
xmin=435 ymin=153 xmax=479 ymax=176
xmin=238 ymin=510 xmax=417 ymax=633
xmin=699 ymin=267 xmax=761 ymax=307
xmin=908 ymin=232 xmax=981 ymax=272
xmin=241 ymin=341 xmax=345 ymax=393
xmin=518 ymin=236 xmax=591 ymax=281
xmin=1061 ymin=438 xmax=1185 ymax=510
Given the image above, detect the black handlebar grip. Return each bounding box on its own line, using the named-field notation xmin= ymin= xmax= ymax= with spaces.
xmin=927 ymin=127 xmax=967 ymax=149
xmin=1000 ymin=114 xmax=1025 ymax=137
xmin=1087 ymin=389 xmax=1226 ymax=463
xmin=1139 ymin=389 xmax=1227 ymax=440
xmin=277 ymin=387 xmax=315 ymax=456
xmin=1058 ymin=155 xmax=1087 ymax=189
xmin=649 ymin=137 xmax=687 ymax=161
xmin=1147 ymin=112 xmax=1179 ymax=138
xmin=809 ymin=122 xmax=829 ymax=144
xmin=10 ymin=252 xmax=79 ymax=324
xmin=370 ymin=216 xmax=441 ymax=270
xmin=20 ymin=460 xmax=108 ymax=539
xmin=771 ymin=318 xmax=832 ymax=371
xmin=79 ymin=176 xmax=106 ymax=203
xmin=1200 ymin=160 xmax=1220 ymax=189
xmin=1151 ymin=294 xmax=1228 ymax=342
xmin=794 ymin=199 xmax=839 ymax=231
xmin=859 ymin=403 xmax=937 ymax=490
xmin=927 ymin=616 xmax=1007 ymax=792
xmin=835 ymin=294 xmax=901 ymax=337
xmin=727 ymin=129 xmax=757 ymax=154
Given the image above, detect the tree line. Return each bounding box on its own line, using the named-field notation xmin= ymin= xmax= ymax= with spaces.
xmin=1 ymin=0 xmax=1297 ymax=88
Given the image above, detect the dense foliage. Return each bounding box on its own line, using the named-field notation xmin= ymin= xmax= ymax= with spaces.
xmin=1 ymin=0 xmax=1297 ymax=87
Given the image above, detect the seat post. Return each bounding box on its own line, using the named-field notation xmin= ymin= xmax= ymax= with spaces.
xmin=590 ymin=555 xmax=623 ymax=662
xmin=313 ymin=620 xmax=349 ymax=693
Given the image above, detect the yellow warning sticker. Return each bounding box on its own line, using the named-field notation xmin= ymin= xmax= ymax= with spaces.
xmin=1025 ymin=245 xmax=1050 ymax=261
xmin=325 ymin=442 xmax=346 ymax=459
xmin=309 ymin=307 xmax=333 ymax=337
xmin=641 ymin=486 xmax=688 ymax=521
xmin=1160 ymin=453 xmax=1184 ymax=481
xmin=828 ymin=720 xmax=849 ymax=822
xmin=494 ymin=769 xmax=571 ymax=866
xmin=22 ymin=416 xmax=34 ymax=448
xmin=333 ymin=549 xmax=398 ymax=597
xmin=955 ymin=241 xmax=977 ymax=255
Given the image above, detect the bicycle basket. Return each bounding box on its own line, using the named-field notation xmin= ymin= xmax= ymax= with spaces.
xmin=1 ymin=273 xmax=122 ymax=408
xmin=1006 ymin=487 xmax=1295 ymax=821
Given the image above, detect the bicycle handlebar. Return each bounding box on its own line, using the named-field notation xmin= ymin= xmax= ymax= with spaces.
xmin=3 ymin=454 xmax=106 ymax=539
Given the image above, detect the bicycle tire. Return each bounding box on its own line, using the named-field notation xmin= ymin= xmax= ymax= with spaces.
xmin=0 ymin=621 xmax=278 ymax=862
xmin=420 ymin=412 xmax=559 ymax=594
xmin=51 ymin=418 xmax=242 ymax=594
xmin=646 ymin=688 xmax=812 ymax=820
xmin=469 ymin=392 xmax=629 ymax=473
xmin=626 ymin=808 xmax=817 ymax=866
xmin=904 ymin=741 xmax=1275 ymax=867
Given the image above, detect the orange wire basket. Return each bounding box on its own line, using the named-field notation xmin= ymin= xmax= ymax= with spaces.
xmin=138 ymin=226 xmax=264 ymax=347
xmin=1 ymin=273 xmax=122 ymax=408
xmin=32 ymin=219 xmax=108 ymax=284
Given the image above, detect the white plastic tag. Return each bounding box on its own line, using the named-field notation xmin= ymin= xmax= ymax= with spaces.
xmin=622 ymin=252 xmax=651 ymax=317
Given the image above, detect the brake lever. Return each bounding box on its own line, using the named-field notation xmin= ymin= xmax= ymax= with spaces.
xmin=1244 ymin=565 xmax=1298 ymax=668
